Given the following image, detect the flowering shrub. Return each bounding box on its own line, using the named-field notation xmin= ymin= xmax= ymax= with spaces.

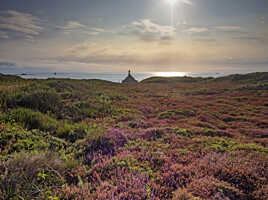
xmin=1 ymin=73 xmax=268 ymax=199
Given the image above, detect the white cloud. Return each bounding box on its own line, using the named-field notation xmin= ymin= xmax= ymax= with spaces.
xmin=61 ymin=20 xmax=107 ymax=36
xmin=63 ymin=21 xmax=87 ymax=30
xmin=0 ymin=10 xmax=43 ymax=39
xmin=183 ymin=27 xmax=208 ymax=34
xmin=25 ymin=35 xmax=35 ymax=42
xmin=123 ymin=19 xmax=176 ymax=41
xmin=215 ymin=26 xmax=244 ymax=32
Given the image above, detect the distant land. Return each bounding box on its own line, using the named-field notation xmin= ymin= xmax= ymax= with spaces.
xmin=1 ymin=70 xmax=268 ymax=82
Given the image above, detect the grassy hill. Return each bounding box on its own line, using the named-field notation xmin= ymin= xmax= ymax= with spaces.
xmin=141 ymin=72 xmax=268 ymax=84
xmin=0 ymin=72 xmax=268 ymax=199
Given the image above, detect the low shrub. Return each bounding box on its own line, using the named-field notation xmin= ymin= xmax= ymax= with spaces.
xmin=253 ymin=184 xmax=268 ymax=200
xmin=19 ymin=90 xmax=62 ymax=113
xmin=0 ymin=152 xmax=66 ymax=200
xmin=201 ymin=128 xmax=231 ymax=137
xmin=172 ymin=189 xmax=201 ymax=200
xmin=143 ymin=128 xmax=166 ymax=140
xmin=186 ymin=176 xmax=245 ymax=200
xmin=204 ymin=138 xmax=268 ymax=153
xmin=56 ymin=122 xmax=91 ymax=143
xmin=0 ymin=123 xmax=49 ymax=155
xmin=158 ymin=109 xmax=196 ymax=119
xmin=0 ymin=89 xmax=62 ymax=114
xmin=175 ymin=128 xmax=194 ymax=137
xmin=3 ymin=108 xmax=58 ymax=132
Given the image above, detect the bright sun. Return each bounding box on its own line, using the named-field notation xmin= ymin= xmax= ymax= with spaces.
xmin=167 ymin=0 xmax=178 ymax=5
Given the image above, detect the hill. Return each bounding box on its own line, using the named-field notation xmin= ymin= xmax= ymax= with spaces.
xmin=141 ymin=72 xmax=268 ymax=84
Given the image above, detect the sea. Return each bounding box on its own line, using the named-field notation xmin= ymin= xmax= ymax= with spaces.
xmin=0 ymin=70 xmax=263 ymax=83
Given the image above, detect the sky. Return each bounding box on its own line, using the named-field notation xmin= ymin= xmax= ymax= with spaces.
xmin=0 ymin=0 xmax=268 ymax=74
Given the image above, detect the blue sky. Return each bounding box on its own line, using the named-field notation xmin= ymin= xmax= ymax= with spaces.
xmin=0 ymin=0 xmax=267 ymax=73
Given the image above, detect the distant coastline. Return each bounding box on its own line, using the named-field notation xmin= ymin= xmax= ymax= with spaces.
xmin=1 ymin=71 xmax=266 ymax=83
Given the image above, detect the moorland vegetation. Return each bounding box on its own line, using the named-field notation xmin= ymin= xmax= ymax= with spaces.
xmin=0 ymin=72 xmax=268 ymax=200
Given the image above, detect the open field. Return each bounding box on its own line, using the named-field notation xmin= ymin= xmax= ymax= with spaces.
xmin=0 ymin=72 xmax=268 ymax=200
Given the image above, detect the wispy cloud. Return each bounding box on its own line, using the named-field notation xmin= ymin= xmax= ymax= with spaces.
xmin=0 ymin=31 xmax=8 ymax=39
xmin=0 ymin=10 xmax=43 ymax=40
xmin=60 ymin=20 xmax=108 ymax=36
xmin=49 ymin=40 xmax=186 ymax=68
xmin=215 ymin=26 xmax=245 ymax=32
xmin=232 ymin=35 xmax=268 ymax=44
xmin=183 ymin=27 xmax=208 ymax=34
xmin=63 ymin=21 xmax=87 ymax=30
xmin=260 ymin=16 xmax=266 ymax=24
xmin=123 ymin=19 xmax=176 ymax=42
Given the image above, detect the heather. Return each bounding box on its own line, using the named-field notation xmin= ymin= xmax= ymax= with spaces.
xmin=0 ymin=72 xmax=268 ymax=200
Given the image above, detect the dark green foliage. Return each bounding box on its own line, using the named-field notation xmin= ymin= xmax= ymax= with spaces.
xmin=0 ymin=121 xmax=67 ymax=156
xmin=3 ymin=108 xmax=58 ymax=131
xmin=146 ymin=128 xmax=165 ymax=139
xmin=0 ymin=74 xmax=24 ymax=83
xmin=236 ymin=83 xmax=268 ymax=91
xmin=201 ymin=128 xmax=229 ymax=137
xmin=72 ymin=94 xmax=113 ymax=119
xmin=0 ymin=88 xmax=62 ymax=114
xmin=141 ymin=72 xmax=268 ymax=84
xmin=204 ymin=138 xmax=268 ymax=153
xmin=73 ymin=101 xmax=96 ymax=118
xmin=56 ymin=122 xmax=90 ymax=143
xmin=0 ymin=123 xmax=49 ymax=155
xmin=175 ymin=128 xmax=194 ymax=137
xmin=216 ymin=72 xmax=268 ymax=83
xmin=46 ymin=80 xmax=76 ymax=92
xmin=18 ymin=90 xmax=62 ymax=113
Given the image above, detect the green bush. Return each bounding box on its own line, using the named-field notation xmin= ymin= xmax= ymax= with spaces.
xmin=18 ymin=90 xmax=62 ymax=113
xmin=73 ymin=94 xmax=113 ymax=119
xmin=3 ymin=108 xmax=58 ymax=132
xmin=202 ymin=128 xmax=219 ymax=136
xmin=204 ymin=138 xmax=268 ymax=153
xmin=73 ymin=101 xmax=96 ymax=118
xmin=175 ymin=128 xmax=194 ymax=137
xmin=0 ymin=91 xmax=22 ymax=110
xmin=56 ymin=122 xmax=90 ymax=143
xmin=0 ymin=89 xmax=62 ymax=114
xmin=0 ymin=123 xmax=49 ymax=155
